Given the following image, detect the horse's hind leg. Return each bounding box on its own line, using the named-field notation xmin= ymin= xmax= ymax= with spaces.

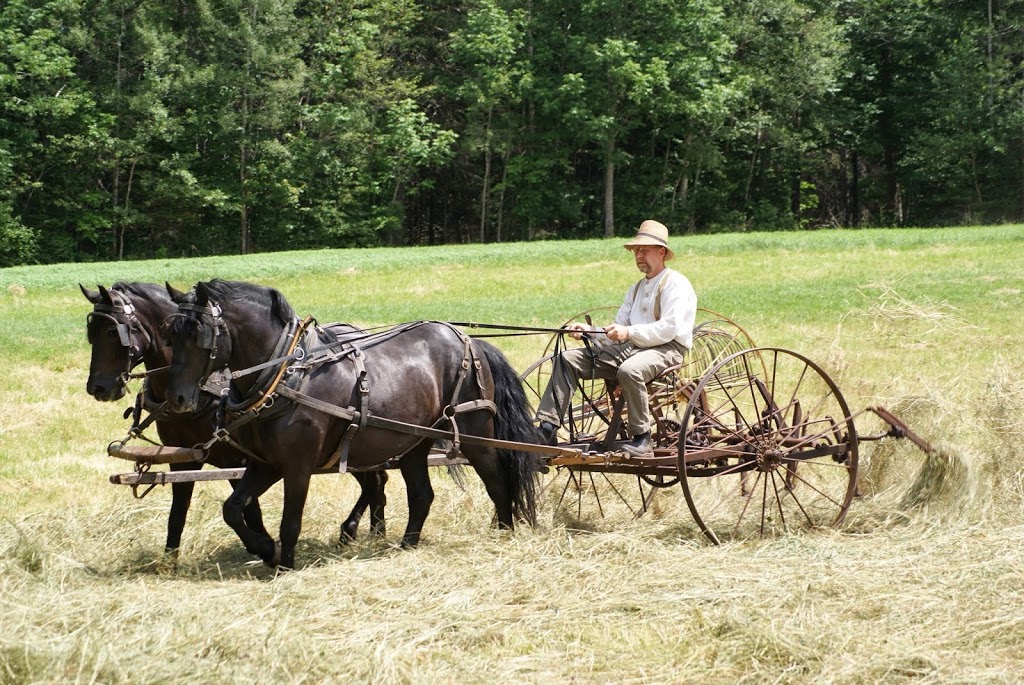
xmin=398 ymin=442 xmax=434 ymax=548
xmin=462 ymin=446 xmax=514 ymax=529
xmin=369 ymin=470 xmax=388 ymax=536
xmin=223 ymin=463 xmax=281 ymax=564
xmin=340 ymin=471 xmax=388 ymax=544
xmin=340 ymin=473 xmax=369 ymax=544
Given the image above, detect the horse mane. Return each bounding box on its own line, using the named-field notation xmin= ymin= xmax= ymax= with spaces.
xmin=200 ymin=279 xmax=296 ymax=326
xmin=112 ymin=281 xmax=172 ymax=304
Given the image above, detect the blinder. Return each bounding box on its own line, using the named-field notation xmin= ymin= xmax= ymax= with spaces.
xmin=87 ymin=300 xmax=141 ymax=352
xmin=195 ymin=322 xmax=216 ymax=350
xmin=174 ymin=301 xmax=224 ymax=351
xmin=115 ymin=322 xmax=132 ymax=347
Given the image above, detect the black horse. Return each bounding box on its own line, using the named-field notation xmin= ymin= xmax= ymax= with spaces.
xmin=162 ymin=279 xmax=543 ymax=570
xmin=82 ymin=282 xmax=386 ymax=556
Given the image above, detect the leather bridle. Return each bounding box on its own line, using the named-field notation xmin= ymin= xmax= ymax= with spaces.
xmin=86 ymin=289 xmax=152 ymax=385
xmin=165 ymin=299 xmax=227 ymax=390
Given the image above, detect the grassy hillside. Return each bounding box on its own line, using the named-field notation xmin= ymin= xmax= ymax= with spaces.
xmin=1 ymin=225 xmax=1023 ymax=683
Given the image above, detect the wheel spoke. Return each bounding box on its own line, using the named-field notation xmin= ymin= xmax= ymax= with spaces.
xmin=680 ymin=347 xmax=858 ymax=543
xmin=769 ymin=468 xmax=788 ymax=530
xmin=781 ymin=461 xmax=850 ymax=509
xmin=731 ymin=471 xmax=761 ymax=538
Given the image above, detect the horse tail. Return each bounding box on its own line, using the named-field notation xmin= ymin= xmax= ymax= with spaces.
xmin=475 ymin=339 xmax=544 ymax=526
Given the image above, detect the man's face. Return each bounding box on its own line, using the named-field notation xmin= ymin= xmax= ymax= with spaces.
xmin=631 ymin=246 xmax=665 ymax=276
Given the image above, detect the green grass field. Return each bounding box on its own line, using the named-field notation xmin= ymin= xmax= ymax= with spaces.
xmin=1 ymin=225 xmax=1023 ymax=683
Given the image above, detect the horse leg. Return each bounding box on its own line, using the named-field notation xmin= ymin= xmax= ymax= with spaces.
xmin=222 ymin=462 xmax=281 ymax=564
xmin=398 ymin=442 xmax=434 ymax=548
xmin=340 ymin=471 xmax=388 ymax=544
xmin=462 ymin=445 xmax=514 ymax=529
xmin=165 ymin=462 xmax=199 ymax=556
xmin=339 ymin=472 xmax=368 ymax=544
xmin=236 ymin=484 xmax=271 ymax=540
xmin=369 ymin=470 xmax=388 ymax=536
xmin=278 ymin=465 xmax=314 ymax=571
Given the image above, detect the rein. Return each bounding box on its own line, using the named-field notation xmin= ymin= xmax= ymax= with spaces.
xmin=448 ymin=321 xmax=611 ymax=338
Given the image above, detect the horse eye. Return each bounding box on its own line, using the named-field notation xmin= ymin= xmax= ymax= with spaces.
xmin=106 ymin=328 xmax=119 ymax=338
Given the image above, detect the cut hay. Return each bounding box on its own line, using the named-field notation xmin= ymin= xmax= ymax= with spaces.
xmin=898 ymin=444 xmax=973 ymax=510
xmin=859 ymin=284 xmax=978 ymax=339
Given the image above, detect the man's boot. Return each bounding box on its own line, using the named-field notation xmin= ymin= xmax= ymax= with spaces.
xmin=538 ymin=421 xmax=559 ymax=446
xmin=620 ymin=430 xmax=653 ymax=457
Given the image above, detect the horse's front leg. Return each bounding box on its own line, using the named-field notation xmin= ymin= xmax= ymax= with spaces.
xmin=278 ymin=465 xmax=314 ymax=571
xmin=398 ymin=442 xmax=434 ymax=548
xmin=164 ymin=462 xmax=200 ymax=555
xmin=235 ymin=483 xmax=271 ymax=540
xmin=222 ymin=462 xmax=281 ymax=564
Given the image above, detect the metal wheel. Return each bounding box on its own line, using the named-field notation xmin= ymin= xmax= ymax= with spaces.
xmin=678 ymin=347 xmax=859 ymax=544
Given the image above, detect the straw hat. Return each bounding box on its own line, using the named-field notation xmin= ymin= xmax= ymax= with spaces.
xmin=623 ymin=220 xmax=675 ymax=260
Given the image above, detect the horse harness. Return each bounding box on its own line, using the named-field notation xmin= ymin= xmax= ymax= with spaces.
xmin=92 ymin=290 xmax=234 ymax=450
xmin=87 ymin=289 xmax=152 ymax=384
xmin=177 ymin=300 xmax=495 ymax=473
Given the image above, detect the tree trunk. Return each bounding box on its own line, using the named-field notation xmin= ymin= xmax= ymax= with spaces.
xmin=119 ymin=159 xmax=137 ymax=261
xmin=240 ymin=135 xmax=249 ymax=255
xmin=112 ymin=2 xmax=125 ymax=260
xmin=878 ymin=46 xmax=900 ymax=224
xmin=497 ymin=145 xmax=510 ymax=243
xmin=603 ymin=135 xmax=615 ymax=237
xmin=480 ymin=107 xmax=493 ymax=243
xmin=744 ymin=126 xmax=762 ymax=203
xmin=850 ymin=150 xmax=860 ymax=227
xmin=790 ymin=171 xmax=801 ymax=224
xmin=239 ymin=87 xmax=250 ymax=255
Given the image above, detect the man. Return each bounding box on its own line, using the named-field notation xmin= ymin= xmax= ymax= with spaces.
xmin=535 ymin=220 xmax=697 ymax=457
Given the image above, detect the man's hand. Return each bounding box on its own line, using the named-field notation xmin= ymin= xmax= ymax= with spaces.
xmin=565 ymin=323 xmax=587 ymax=340
xmin=604 ymin=324 xmax=630 ymax=342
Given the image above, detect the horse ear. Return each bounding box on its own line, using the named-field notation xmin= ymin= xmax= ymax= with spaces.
xmin=165 ymin=281 xmax=187 ymax=302
xmin=97 ymin=284 xmax=113 ymax=303
xmin=195 ymin=282 xmax=211 ymax=306
xmin=269 ymin=288 xmax=294 ymax=325
xmin=80 ymin=284 xmax=101 ymax=303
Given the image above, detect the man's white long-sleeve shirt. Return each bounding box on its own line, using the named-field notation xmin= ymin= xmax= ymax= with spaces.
xmin=613 ymin=267 xmax=697 ymax=349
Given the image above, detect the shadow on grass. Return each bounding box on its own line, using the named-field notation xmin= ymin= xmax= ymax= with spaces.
xmin=107 ymin=533 xmax=406 ymax=581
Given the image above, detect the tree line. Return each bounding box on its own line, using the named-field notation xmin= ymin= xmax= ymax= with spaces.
xmin=2 ymin=0 xmax=1022 ymax=266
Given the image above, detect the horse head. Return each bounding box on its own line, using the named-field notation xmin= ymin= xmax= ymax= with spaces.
xmin=81 ymin=283 xmax=162 ymax=401
xmin=164 ymin=281 xmax=234 ymax=414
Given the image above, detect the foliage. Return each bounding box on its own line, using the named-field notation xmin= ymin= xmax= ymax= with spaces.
xmin=0 ymin=1 xmax=1022 ymax=264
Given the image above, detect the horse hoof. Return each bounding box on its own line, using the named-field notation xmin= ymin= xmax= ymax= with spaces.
xmin=263 ymin=541 xmax=282 ymax=568
xmin=340 ymin=523 xmax=357 ymax=545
